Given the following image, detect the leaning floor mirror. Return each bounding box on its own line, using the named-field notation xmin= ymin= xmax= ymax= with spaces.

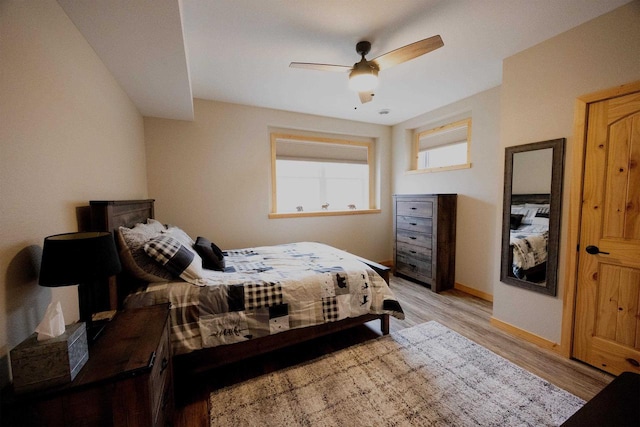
xmin=500 ymin=138 xmax=565 ymax=296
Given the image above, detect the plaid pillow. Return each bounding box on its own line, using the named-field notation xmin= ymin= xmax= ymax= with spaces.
xmin=117 ymin=220 xmax=174 ymax=282
xmin=144 ymin=235 xmax=203 ymax=283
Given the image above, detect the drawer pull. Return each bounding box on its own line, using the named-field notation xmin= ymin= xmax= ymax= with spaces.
xmin=161 ymin=357 xmax=169 ymax=373
xmin=410 ymin=250 xmax=417 ymax=254
xmin=409 ymin=236 xmax=417 ymax=240
xmin=627 ymin=358 xmax=640 ymax=367
xmin=410 ymin=207 xmax=417 ymax=210
xmin=410 ymin=222 xmax=417 ymax=226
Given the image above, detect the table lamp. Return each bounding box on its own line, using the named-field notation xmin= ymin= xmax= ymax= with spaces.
xmin=39 ymin=231 xmax=121 ymax=341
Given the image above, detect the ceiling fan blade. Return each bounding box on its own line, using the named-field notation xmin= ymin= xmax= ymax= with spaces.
xmin=289 ymin=62 xmax=351 ymax=72
xmin=359 ymin=92 xmax=374 ymax=103
xmin=372 ymin=35 xmax=444 ymax=71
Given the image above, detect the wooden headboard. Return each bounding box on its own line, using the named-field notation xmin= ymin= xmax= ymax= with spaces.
xmin=89 ymin=199 xmax=156 ymax=309
xmin=90 ymin=199 xmax=155 ymax=233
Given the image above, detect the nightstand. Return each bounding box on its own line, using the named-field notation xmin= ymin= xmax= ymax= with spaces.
xmin=5 ymin=304 xmax=174 ymax=426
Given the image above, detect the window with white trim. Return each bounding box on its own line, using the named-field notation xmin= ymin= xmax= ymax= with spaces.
xmin=412 ymin=118 xmax=472 ymax=172
xmin=270 ymin=133 xmax=375 ymax=216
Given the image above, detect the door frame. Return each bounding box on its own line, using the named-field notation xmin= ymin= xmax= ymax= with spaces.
xmin=560 ymin=80 xmax=640 ymax=358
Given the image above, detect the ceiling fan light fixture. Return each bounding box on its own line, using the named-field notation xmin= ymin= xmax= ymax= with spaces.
xmin=348 ymin=63 xmax=379 ymax=92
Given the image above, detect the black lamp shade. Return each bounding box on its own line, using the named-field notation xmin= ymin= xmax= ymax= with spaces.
xmin=39 ymin=232 xmax=122 ymax=287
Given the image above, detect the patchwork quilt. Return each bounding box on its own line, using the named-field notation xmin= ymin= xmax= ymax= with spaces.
xmin=124 ymin=242 xmax=404 ymax=355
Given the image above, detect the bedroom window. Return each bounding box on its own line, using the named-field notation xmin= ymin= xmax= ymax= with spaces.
xmin=270 ymin=133 xmax=377 ymax=218
xmin=411 ymin=118 xmax=472 ymax=173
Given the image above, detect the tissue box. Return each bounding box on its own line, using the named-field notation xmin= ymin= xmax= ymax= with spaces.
xmin=10 ymin=322 xmax=88 ymax=393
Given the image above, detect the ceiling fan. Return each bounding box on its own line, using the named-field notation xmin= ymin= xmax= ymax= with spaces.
xmin=290 ymin=35 xmax=444 ymax=104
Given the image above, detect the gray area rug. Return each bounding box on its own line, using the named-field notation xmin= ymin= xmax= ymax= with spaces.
xmin=209 ymin=321 xmax=584 ymax=426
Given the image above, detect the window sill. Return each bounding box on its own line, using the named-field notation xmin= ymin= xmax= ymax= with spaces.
xmin=407 ymin=162 xmax=472 ymax=174
xmin=269 ymin=209 xmax=381 ymax=219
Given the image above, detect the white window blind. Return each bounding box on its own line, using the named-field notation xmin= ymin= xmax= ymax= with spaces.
xmin=417 ymin=124 xmax=468 ymax=151
xmin=275 ymin=138 xmax=368 ymax=164
xmin=414 ymin=118 xmax=471 ymax=172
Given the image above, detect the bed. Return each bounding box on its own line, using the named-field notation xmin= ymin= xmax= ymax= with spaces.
xmin=88 ymin=199 xmax=404 ymax=373
xmin=508 ymin=194 xmax=550 ymax=282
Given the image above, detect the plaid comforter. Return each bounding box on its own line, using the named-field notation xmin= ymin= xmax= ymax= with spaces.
xmin=124 ymin=242 xmax=404 ymax=355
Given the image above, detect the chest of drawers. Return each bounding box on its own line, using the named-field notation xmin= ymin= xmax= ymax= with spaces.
xmin=393 ymin=194 xmax=457 ymax=292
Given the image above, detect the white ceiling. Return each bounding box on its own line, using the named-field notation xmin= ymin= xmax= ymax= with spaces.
xmin=57 ymin=0 xmax=631 ymax=125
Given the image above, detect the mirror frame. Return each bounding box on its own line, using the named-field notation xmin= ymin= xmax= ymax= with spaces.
xmin=500 ymin=138 xmax=565 ymax=296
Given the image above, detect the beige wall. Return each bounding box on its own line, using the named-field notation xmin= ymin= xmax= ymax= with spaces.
xmin=494 ymin=1 xmax=640 ymax=343
xmin=0 ymin=0 xmax=147 ymax=386
xmin=144 ymin=99 xmax=392 ymax=262
xmin=391 ymin=87 xmax=502 ymax=297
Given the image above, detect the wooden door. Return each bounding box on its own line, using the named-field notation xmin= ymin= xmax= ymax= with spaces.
xmin=573 ymin=90 xmax=640 ymax=375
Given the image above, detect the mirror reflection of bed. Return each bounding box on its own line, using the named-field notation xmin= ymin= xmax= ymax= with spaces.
xmin=509 ymin=193 xmax=550 ymax=285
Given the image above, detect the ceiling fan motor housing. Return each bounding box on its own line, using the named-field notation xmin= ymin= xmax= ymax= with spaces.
xmin=356 ymin=41 xmax=372 ymax=57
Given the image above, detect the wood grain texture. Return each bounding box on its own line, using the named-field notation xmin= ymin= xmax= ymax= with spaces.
xmin=174 ymin=277 xmax=613 ymax=427
xmin=4 ymin=305 xmax=174 ymax=426
xmin=373 ymin=35 xmax=444 ymax=71
xmin=561 ymin=98 xmax=590 ymax=357
xmin=562 ymin=80 xmax=640 ymax=358
xmin=393 ymin=194 xmax=457 ymax=292
xmin=173 ymin=314 xmax=389 ymax=375
xmin=573 ymin=90 xmax=640 ymax=375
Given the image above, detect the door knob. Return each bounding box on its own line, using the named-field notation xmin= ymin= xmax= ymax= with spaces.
xmin=586 ymin=245 xmax=610 ymax=255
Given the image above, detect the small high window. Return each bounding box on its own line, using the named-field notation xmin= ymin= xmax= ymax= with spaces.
xmin=412 ymin=118 xmax=472 ymax=172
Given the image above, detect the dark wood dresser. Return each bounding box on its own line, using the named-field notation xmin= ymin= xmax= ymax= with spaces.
xmin=6 ymin=304 xmax=174 ymax=426
xmin=393 ymin=194 xmax=457 ymax=292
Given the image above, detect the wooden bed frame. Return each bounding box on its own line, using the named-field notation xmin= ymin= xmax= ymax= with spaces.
xmin=89 ymin=199 xmax=391 ymax=373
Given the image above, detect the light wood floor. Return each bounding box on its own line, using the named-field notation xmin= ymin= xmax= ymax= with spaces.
xmin=173 ymin=276 xmax=614 ymax=426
